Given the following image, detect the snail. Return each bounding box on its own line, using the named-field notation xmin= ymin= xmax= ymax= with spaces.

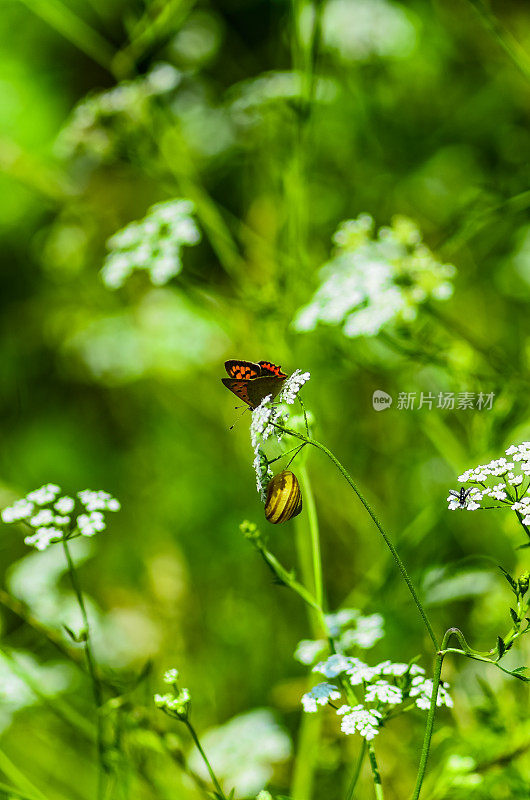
xmin=264 ymin=470 xmax=302 ymax=524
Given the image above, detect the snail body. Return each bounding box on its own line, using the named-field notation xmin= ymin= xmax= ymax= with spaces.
xmin=264 ymin=470 xmax=302 ymax=524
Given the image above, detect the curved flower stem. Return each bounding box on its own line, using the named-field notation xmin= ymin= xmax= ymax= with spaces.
xmin=411 ymin=626 xmax=465 ymax=800
xmin=184 ymin=719 xmax=228 ymax=800
xmin=367 ymin=743 xmax=384 ymax=800
xmin=346 ymin=739 xmax=367 ymax=800
xmin=61 ymin=537 xmax=106 ymax=798
xmin=275 ymin=424 xmax=439 ymax=650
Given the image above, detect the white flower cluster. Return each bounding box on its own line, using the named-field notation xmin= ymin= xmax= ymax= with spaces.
xmin=301 ymin=682 xmax=341 ymax=712
xmin=294 ymin=608 xmax=384 ymax=664
xmin=409 ymin=676 xmax=453 ymax=711
xmin=314 ymin=0 xmax=417 ymax=63
xmin=279 ymin=370 xmax=311 ymax=405
xmin=101 ymin=199 xmax=201 ymax=289
xmin=448 ymin=443 xmax=530 ymax=517
xmin=163 ymin=668 xmax=179 ymax=684
xmin=154 ymin=687 xmax=191 ymax=716
xmin=1 ymin=486 xmax=120 ymax=550
xmin=337 ymin=704 xmax=382 ymax=740
xmin=293 ymin=214 xmax=455 ymax=338
xmin=57 ymin=63 xmax=181 ymax=159
xmin=250 ymin=396 xmax=275 ymax=501
xmin=248 ymin=369 xmax=310 ymax=498
xmin=301 ymin=655 xmax=452 ymax=740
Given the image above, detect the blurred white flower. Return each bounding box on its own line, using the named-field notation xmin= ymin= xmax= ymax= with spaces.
xmin=56 ymin=63 xmax=181 ymax=159
xmin=310 ymin=0 xmax=417 ymax=62
xmin=324 ymin=608 xmax=359 ymax=636
xmin=2 ymin=485 xmax=119 ymax=550
xmin=65 ymin=288 xmax=228 ymax=386
xmin=1 ymin=498 xmax=34 ymax=523
xmin=0 ymin=651 xmax=76 ymax=733
xmin=294 ymin=638 xmax=327 ymax=665
xmin=340 ymin=613 xmax=384 ymax=649
xmin=163 ymin=668 xmax=180 ymax=684
xmin=101 ymin=199 xmax=200 ymax=289
xmin=313 ymin=653 xmax=353 ymax=678
xmin=26 ymin=484 xmax=61 ymax=505
xmin=29 ymin=509 xmax=54 ymax=527
xmin=293 ymin=214 xmax=456 ymax=338
xmin=77 ymin=512 xmax=106 ymax=537
xmin=7 ymin=541 xmax=161 ymax=669
xmin=54 ymin=496 xmax=75 ymax=514
xmin=24 ymin=527 xmax=63 ymax=551
xmin=188 ymin=709 xmax=291 ymax=797
xmin=78 ymin=490 xmax=120 ymax=512
xmin=229 ymin=71 xmax=337 ymax=126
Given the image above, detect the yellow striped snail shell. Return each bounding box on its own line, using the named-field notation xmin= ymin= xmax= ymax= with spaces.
xmin=264 ymin=470 xmax=303 ymax=524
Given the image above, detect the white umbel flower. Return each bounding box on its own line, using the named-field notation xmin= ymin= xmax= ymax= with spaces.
xmin=279 ymin=370 xmax=311 ymax=404
xmin=410 ymin=677 xmax=453 ymax=710
xmin=364 ymin=680 xmax=403 ymax=706
xmin=301 ymin=682 xmax=341 ymax=712
xmin=337 ymin=704 xmax=382 ymax=740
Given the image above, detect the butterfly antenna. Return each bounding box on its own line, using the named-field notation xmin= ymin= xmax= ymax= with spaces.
xmin=229 ymin=406 xmax=249 ymax=431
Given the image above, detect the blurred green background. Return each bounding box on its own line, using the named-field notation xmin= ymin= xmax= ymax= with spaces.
xmin=1 ymin=0 xmax=530 ymax=797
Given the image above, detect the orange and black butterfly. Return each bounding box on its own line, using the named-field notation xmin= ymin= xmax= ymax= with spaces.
xmin=222 ymin=360 xmax=287 ymax=409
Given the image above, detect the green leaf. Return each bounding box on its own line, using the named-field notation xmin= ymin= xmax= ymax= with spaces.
xmin=509 ymin=670 xmax=530 ymax=682
xmin=62 ymin=625 xmax=87 ymax=643
xmin=498 ymin=566 xmax=518 ymax=593
xmin=510 ymin=607 xmax=520 ymax=625
xmin=497 ymin=636 xmax=506 ymax=659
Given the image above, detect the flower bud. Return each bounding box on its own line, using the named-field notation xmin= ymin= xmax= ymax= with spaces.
xmin=518 ymin=572 xmax=530 ymax=596
xmin=264 ymin=470 xmax=302 ymax=524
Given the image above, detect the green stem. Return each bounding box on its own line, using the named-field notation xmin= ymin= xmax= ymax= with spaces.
xmin=346 ymin=739 xmax=367 ymax=800
xmin=466 ymin=0 xmax=530 ymax=83
xmin=275 ymin=424 xmax=439 ymax=650
xmin=367 ymin=743 xmax=384 ymax=800
xmin=184 ymin=720 xmax=228 ymax=800
xmin=299 ymin=464 xmax=324 ymax=610
xmin=410 ymin=628 xmax=456 ymax=800
xmin=16 ymin=0 xmax=118 ymax=75
xmin=291 ymin=465 xmax=325 ymax=800
xmin=61 ymin=537 xmax=106 ymax=798
xmin=0 ymin=748 xmax=49 ymax=800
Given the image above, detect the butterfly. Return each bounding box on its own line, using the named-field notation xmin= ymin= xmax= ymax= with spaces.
xmin=221 ymin=360 xmax=287 ymax=409
xmin=448 ymin=487 xmax=473 ymax=508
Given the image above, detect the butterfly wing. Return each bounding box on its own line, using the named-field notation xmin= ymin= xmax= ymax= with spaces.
xmin=258 ymin=361 xmax=287 ymax=378
xmin=222 ymin=360 xmax=287 ymax=409
xmin=225 ymin=360 xmax=261 ymax=379
xmin=222 ymin=378 xmax=254 ymax=407
xmin=246 ymin=375 xmax=286 ymax=407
